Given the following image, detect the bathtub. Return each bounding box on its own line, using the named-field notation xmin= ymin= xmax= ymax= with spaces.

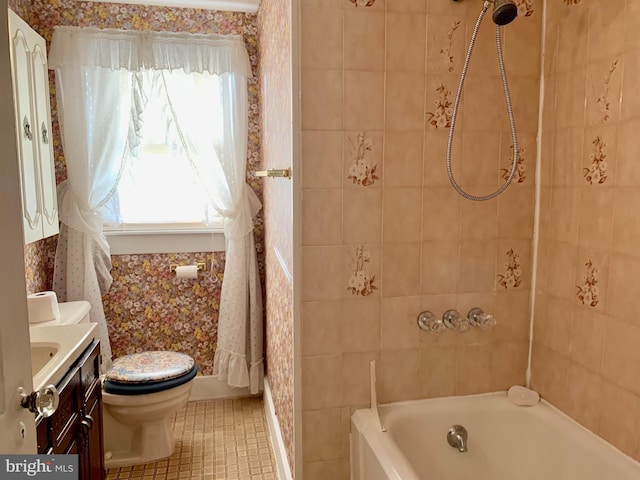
xmin=351 ymin=392 xmax=640 ymax=480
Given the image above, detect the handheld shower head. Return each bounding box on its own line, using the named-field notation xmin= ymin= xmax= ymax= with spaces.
xmin=492 ymin=0 xmax=518 ymax=26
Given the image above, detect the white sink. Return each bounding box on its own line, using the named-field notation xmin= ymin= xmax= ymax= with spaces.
xmin=29 ymin=323 xmax=97 ymax=391
xmin=31 ymin=343 xmax=59 ymax=375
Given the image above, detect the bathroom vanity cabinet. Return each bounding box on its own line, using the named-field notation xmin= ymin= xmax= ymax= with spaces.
xmin=7 ymin=9 xmax=59 ymax=245
xmin=36 ymin=340 xmax=105 ymax=480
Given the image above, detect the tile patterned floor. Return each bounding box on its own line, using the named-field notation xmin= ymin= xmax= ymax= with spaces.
xmin=106 ymin=397 xmax=278 ymax=480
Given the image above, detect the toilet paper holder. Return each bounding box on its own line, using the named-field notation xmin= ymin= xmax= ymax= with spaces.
xmin=169 ymin=262 xmax=206 ymax=274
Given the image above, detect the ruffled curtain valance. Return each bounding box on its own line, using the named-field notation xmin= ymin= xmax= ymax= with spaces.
xmin=48 ymin=26 xmax=252 ymax=77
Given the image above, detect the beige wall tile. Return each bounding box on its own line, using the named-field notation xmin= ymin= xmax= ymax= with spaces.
xmin=387 ymin=0 xmax=427 ymax=13
xmin=419 ymin=345 xmax=456 ymax=398
xmin=530 ymin=344 xmax=569 ymax=412
xmin=341 ymin=297 xmax=381 ymax=352
xmin=552 ymin=128 xmax=583 ymax=186
xmin=587 ymin=0 xmax=625 ymax=63
xmin=342 ymin=351 xmax=379 ymax=407
xmin=602 ymin=318 xmax=640 ymax=396
xmin=497 ymin=186 xmax=535 ymax=239
xmin=302 ymin=301 xmax=343 ymax=357
xmin=379 ymin=349 xmax=420 ymax=402
xmin=606 ymin=253 xmax=640 ymax=326
xmin=303 ymin=246 xmax=344 ymax=301
xmin=564 ymin=362 xmax=603 ymax=433
xmin=504 ymin=13 xmax=542 ymax=79
xmin=569 ymin=309 xmax=606 ymax=374
xmin=385 ymin=72 xmax=426 ymax=130
xmin=509 ymin=77 xmax=541 ymax=135
xmin=383 ymin=188 xmax=422 ymax=243
xmin=302 ymin=355 xmax=344 ymax=410
xmin=461 ymin=76 xmax=503 ymax=132
xmin=547 ymin=187 xmax=579 ymax=243
xmin=458 ymin=240 xmax=497 ymax=293
xmin=584 ymin=60 xmax=622 ymax=127
xmin=422 ymin=187 xmax=461 ymax=241
xmin=625 ymin=1 xmax=640 ymax=51
xmin=381 ymin=243 xmax=421 ymax=297
xmin=421 ymin=241 xmax=460 ymax=294
xmin=460 ymin=198 xmax=498 ymax=240
xmin=381 ymin=296 xmax=421 ymax=350
xmin=343 ymin=189 xmax=382 ymax=244
xmin=384 ymin=131 xmax=424 ymax=188
xmin=344 ymin=71 xmax=385 ymax=130
xmin=554 ymin=70 xmax=586 ymax=129
xmin=302 ymin=190 xmax=343 ymax=246
xmin=426 ymin=15 xmax=465 ymax=75
xmin=546 ymin=241 xmax=577 ymax=301
xmin=493 ymin=290 xmax=531 ymax=343
xmin=612 ymin=188 xmax=640 ymax=256
xmin=343 ymin=9 xmax=385 ymax=71
xmin=535 ymin=295 xmax=573 ymax=356
xmin=344 ymin=244 xmax=381 ymax=299
xmin=301 ymin=7 xmax=343 ymax=69
xmin=615 ymin=118 xmax=640 ymax=186
xmin=424 ymin=131 xmax=461 ymax=187
xmin=576 ymin=187 xmax=614 ymax=250
xmin=344 ymin=130 xmax=384 ymax=188
xmin=573 ymin=248 xmax=609 ymax=313
xmin=303 ymin=460 xmax=350 ymax=480
xmin=301 ymin=69 xmax=343 ymax=130
xmin=386 ymin=13 xmax=426 ymax=73
xmin=302 ymin=409 xmax=343 ymax=463
xmin=555 ymin=5 xmax=588 ymax=72
xmin=491 ymin=341 xmax=528 ymax=391
xmin=597 ymin=380 xmax=640 ymax=459
xmin=581 ymin=127 xmax=617 ymax=186
xmin=460 ymin=130 xmax=501 ymax=187
xmin=456 ymin=344 xmax=492 ymax=395
xmin=302 ymin=131 xmax=343 ymax=189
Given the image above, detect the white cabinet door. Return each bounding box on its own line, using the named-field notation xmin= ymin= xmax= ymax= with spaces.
xmin=30 ymin=37 xmax=58 ymax=239
xmin=8 ymin=9 xmax=59 ymax=244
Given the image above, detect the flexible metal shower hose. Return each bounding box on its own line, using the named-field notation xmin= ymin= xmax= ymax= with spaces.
xmin=446 ymin=1 xmax=519 ymax=201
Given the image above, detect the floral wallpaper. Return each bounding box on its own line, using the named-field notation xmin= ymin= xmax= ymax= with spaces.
xmin=21 ymin=0 xmax=264 ymax=376
xmin=258 ymin=0 xmax=295 ymax=473
xmin=8 ymin=0 xmax=31 ymax=21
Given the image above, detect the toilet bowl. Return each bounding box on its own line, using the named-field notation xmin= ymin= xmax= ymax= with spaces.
xmin=34 ymin=301 xmax=197 ymax=468
xmin=102 ymin=351 xmax=198 ymax=468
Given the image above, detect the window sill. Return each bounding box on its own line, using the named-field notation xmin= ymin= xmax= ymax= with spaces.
xmin=104 ymin=228 xmax=225 ymax=255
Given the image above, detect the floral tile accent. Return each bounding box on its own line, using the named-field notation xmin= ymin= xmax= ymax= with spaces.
xmin=440 ymin=20 xmax=461 ymax=73
xmin=597 ymin=60 xmax=619 ymax=123
xmin=583 ymin=136 xmax=608 ymax=185
xmin=349 ymin=0 xmax=376 ymax=7
xmin=427 ymin=84 xmax=454 ymax=130
xmin=502 ymin=145 xmax=527 ymax=184
xmin=563 ymin=0 xmax=581 ymax=5
xmin=347 ymin=132 xmax=379 ymax=186
xmin=497 ymin=249 xmax=522 ymax=289
xmin=576 ymin=259 xmax=599 ymax=307
xmin=516 ymin=0 xmax=534 ymax=17
xmin=347 ymin=246 xmax=377 ymax=296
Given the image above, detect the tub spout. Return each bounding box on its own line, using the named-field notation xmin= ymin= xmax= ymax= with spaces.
xmin=447 ymin=425 xmax=468 ymax=452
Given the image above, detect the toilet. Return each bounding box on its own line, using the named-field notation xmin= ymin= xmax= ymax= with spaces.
xmin=32 ymin=301 xmax=198 ymax=468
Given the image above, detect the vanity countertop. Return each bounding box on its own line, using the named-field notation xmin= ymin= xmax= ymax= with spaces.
xmin=30 ymin=323 xmax=97 ymax=391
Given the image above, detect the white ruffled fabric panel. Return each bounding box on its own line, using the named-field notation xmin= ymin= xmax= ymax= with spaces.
xmin=48 ymin=26 xmax=252 ymax=77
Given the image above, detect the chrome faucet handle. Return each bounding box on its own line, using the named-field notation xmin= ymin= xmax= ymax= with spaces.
xmin=468 ymin=307 xmax=497 ymax=329
xmin=443 ymin=310 xmax=470 ymax=333
xmin=417 ymin=311 xmax=445 ymax=334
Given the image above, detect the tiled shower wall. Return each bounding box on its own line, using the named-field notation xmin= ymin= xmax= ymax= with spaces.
xmin=299 ymin=0 xmax=541 ymax=477
xmin=532 ymin=0 xmax=640 ymax=461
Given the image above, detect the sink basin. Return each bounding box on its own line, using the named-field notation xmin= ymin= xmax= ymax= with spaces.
xmin=29 ymin=323 xmax=97 ymax=391
xmin=31 ymin=343 xmax=60 ymax=375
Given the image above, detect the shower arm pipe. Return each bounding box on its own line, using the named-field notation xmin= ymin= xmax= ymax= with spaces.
xmin=446 ymin=0 xmax=519 ymax=202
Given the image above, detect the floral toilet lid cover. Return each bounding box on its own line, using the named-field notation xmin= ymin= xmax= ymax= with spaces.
xmin=106 ymin=351 xmax=195 ymax=384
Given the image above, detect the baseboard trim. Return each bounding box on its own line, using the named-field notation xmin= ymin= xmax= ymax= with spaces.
xmin=189 ymin=375 xmax=251 ymax=401
xmin=264 ymin=378 xmax=293 ymax=480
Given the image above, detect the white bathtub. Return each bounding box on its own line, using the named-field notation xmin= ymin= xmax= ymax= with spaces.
xmin=351 ymin=392 xmax=640 ymax=480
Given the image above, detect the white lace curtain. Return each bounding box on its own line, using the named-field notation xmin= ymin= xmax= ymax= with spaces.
xmin=48 ymin=27 xmax=264 ymax=392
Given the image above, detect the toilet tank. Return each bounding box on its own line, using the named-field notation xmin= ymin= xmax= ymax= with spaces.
xmin=58 ymin=301 xmax=91 ymax=325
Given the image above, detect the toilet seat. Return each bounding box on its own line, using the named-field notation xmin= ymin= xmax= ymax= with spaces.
xmin=104 ymin=351 xmax=198 ymax=396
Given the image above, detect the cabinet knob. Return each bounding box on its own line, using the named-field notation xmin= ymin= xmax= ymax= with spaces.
xmin=23 ymin=116 xmax=33 ymax=141
xmin=41 ymin=122 xmax=49 ymax=144
xmin=19 ymin=384 xmax=59 ymax=418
